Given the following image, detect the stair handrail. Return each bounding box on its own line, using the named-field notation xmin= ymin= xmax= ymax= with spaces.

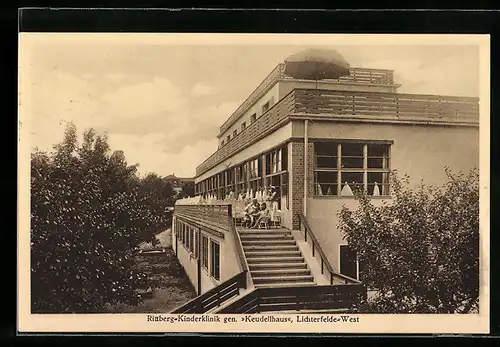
xmin=228 ymin=205 xmax=254 ymax=288
xmin=170 ymin=271 xmax=247 ymax=313
xmin=298 ymin=214 xmax=361 ymax=285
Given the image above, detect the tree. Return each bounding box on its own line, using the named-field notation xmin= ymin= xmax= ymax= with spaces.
xmin=30 ymin=124 xmax=169 ymax=313
xmin=180 ymin=181 xmax=195 ymax=198
xmin=338 ymin=168 xmax=479 ymax=314
xmin=138 ymin=173 xmax=175 ymax=240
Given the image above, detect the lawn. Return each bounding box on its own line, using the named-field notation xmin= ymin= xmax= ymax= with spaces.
xmin=106 ymin=229 xmax=197 ymax=313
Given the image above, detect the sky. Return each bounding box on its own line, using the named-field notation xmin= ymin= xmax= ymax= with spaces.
xmin=20 ymin=34 xmax=480 ymax=178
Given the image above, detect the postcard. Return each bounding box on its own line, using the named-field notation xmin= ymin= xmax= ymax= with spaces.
xmin=18 ymin=32 xmax=490 ymax=334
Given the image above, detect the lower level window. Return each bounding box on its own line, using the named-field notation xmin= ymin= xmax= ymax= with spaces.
xmin=210 ymin=240 xmax=220 ymax=281
xmin=201 ymin=235 xmax=209 ymax=270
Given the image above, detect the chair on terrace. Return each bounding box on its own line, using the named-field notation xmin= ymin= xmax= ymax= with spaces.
xmin=270 ymin=210 xmax=282 ymax=228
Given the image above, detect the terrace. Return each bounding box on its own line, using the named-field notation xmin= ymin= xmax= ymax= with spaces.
xmin=197 ymin=88 xmax=479 ymax=177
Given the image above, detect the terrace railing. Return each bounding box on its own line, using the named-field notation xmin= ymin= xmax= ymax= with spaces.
xmin=197 ymin=88 xmax=479 ymax=177
xmin=170 ymin=271 xmax=247 ymax=313
xmin=174 ymin=204 xmax=233 ymax=231
xmin=298 ymin=214 xmax=361 ymax=285
xmin=217 ymin=284 xmax=366 ymax=313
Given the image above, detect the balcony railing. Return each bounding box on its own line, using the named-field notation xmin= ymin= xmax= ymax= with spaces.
xmin=197 ymin=88 xmax=479 ymax=177
xmin=174 ymin=204 xmax=232 ymax=231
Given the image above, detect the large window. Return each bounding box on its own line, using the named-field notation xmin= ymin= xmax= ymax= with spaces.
xmin=210 ymin=240 xmax=220 ymax=281
xmin=265 ymin=146 xmax=288 ymax=209
xmin=314 ymin=142 xmax=390 ymax=196
xmin=201 ymin=235 xmax=209 ymax=270
xmin=266 ymin=147 xmax=286 ymax=175
xmin=249 ymin=157 xmax=262 ymax=196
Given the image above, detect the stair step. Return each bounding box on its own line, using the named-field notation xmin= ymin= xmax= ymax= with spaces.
xmin=249 ymin=263 xmax=309 ymax=270
xmin=242 ymin=240 xmax=297 ymax=246
xmin=245 ymin=250 xmax=302 ymax=258
xmin=246 ymin=256 xmax=305 ymax=264
xmin=243 ymin=245 xmax=299 ymax=252
xmin=239 ymin=230 xmax=291 ymax=236
xmin=254 ymin=281 xmax=316 ymax=288
xmin=252 ymin=275 xmax=315 ymax=284
xmin=251 ymin=268 xmax=311 ymax=277
xmin=239 ymin=235 xmax=294 ymax=241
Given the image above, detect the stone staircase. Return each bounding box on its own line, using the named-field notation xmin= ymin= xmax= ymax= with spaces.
xmin=239 ymin=228 xmax=316 ymax=288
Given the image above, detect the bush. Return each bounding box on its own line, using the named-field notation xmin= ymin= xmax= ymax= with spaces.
xmin=338 ymin=168 xmax=479 ymax=314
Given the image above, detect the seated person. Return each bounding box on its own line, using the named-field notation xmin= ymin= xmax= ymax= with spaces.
xmin=242 ymin=198 xmax=259 ymax=228
xmin=250 ymin=203 xmax=270 ymax=229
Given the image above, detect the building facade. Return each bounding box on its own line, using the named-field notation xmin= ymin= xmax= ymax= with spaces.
xmin=171 ymin=57 xmax=479 ymax=310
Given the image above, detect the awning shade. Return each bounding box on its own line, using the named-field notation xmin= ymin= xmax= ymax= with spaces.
xmin=284 ymin=48 xmax=350 ymax=80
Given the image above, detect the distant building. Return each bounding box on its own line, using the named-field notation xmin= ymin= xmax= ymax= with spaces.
xmin=163 ymin=174 xmax=194 ymax=196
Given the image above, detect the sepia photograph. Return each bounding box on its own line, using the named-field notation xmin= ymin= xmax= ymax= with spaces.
xmin=17 ymin=33 xmax=490 ymax=333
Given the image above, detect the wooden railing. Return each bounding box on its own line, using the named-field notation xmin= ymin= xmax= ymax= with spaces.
xmin=339 ymin=67 xmax=394 ymax=85
xmin=174 ymin=204 xmax=232 ymax=230
xmin=170 ymin=271 xmax=247 ymax=313
xmin=217 ymin=284 xmax=366 ymax=313
xmin=197 ymin=88 xmax=479 ymax=177
xmin=294 ymin=89 xmax=479 ymax=121
xmin=298 ymin=214 xmax=360 ymax=285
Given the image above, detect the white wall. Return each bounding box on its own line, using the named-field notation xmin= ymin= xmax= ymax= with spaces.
xmin=307 ymin=121 xmax=479 ymax=189
xmin=219 ymin=83 xmax=280 ymax=146
xmin=304 ymin=121 xmax=478 ymax=272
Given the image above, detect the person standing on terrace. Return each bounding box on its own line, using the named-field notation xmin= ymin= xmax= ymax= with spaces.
xmin=268 ymin=186 xmax=279 ymax=220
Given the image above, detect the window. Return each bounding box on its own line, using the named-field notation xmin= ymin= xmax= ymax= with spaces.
xmin=193 ymin=230 xmax=197 ymax=255
xmin=182 ymin=224 xmax=186 ymax=245
xmin=210 ymin=240 xmax=220 ymax=281
xmin=241 ymin=122 xmax=246 ymax=132
xmin=262 ymin=102 xmax=270 ymax=113
xmin=340 ymin=245 xmax=358 ymax=280
xmin=250 ymin=113 xmax=257 ymax=123
xmin=233 ymin=129 xmax=238 ymax=138
xmin=313 ymin=142 xmax=390 ymax=196
xmin=221 ymin=140 xmax=225 ymax=147
xmin=264 ymin=146 xmax=288 ymax=210
xmin=266 ymin=147 xmax=285 ymax=175
xmin=227 ymin=135 xmax=230 ymax=143
xmin=248 ymin=157 xmax=262 ymax=197
xmin=262 ymin=97 xmax=274 ymax=114
xmin=201 ymin=235 xmax=209 ymax=270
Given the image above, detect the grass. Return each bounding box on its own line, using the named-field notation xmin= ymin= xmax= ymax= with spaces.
xmin=106 ymin=229 xmax=197 ymax=313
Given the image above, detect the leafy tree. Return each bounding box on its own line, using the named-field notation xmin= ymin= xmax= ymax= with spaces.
xmin=30 ymin=124 xmax=172 ymax=313
xmin=338 ymin=168 xmax=479 ymax=314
